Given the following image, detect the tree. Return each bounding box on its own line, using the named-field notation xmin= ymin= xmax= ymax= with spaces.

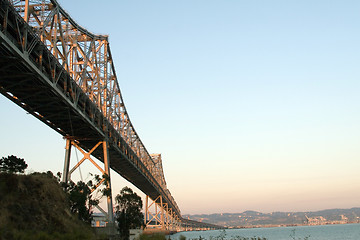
xmin=60 ymin=173 xmax=109 ymax=224
xmin=0 ymin=155 xmax=28 ymax=173
xmin=115 ymin=186 xmax=144 ymax=240
xmin=61 ymin=179 xmax=99 ymax=224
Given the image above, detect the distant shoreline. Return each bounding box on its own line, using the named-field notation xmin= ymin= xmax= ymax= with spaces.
xmin=184 ymin=207 xmax=360 ymax=229
xmin=229 ymin=221 xmax=360 ymax=230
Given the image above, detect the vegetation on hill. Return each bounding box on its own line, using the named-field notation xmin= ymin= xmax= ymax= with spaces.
xmin=0 ymin=155 xmax=146 ymax=240
xmin=0 ymin=155 xmax=27 ymax=173
xmin=0 ymin=171 xmax=96 ymax=240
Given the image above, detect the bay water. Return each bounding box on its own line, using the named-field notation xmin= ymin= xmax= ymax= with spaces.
xmin=170 ymin=223 xmax=360 ymax=240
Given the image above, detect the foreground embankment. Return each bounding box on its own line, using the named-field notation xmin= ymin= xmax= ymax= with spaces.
xmin=0 ymin=172 xmax=96 ymax=240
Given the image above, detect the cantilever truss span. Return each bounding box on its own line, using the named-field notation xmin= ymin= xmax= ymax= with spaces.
xmin=0 ymin=0 xmax=224 ymax=231
xmin=0 ymin=0 xmax=180 ymax=229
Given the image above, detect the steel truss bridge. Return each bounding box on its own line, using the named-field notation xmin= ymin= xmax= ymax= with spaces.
xmin=0 ymin=0 xmax=223 ymax=233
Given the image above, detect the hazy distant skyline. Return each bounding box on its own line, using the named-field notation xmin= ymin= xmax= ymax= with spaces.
xmin=1 ymin=0 xmax=360 ymax=214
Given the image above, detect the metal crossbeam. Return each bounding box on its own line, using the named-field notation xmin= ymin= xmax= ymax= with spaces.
xmin=63 ymin=139 xmax=114 ymax=223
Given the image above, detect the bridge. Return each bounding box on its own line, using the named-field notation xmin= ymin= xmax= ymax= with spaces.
xmin=0 ymin=0 xmax=222 ymax=233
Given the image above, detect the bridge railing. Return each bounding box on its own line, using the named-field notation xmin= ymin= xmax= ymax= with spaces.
xmin=7 ymin=0 xmax=180 ymax=216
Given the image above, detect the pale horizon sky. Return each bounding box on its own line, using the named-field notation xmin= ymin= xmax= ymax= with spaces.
xmin=1 ymin=0 xmax=360 ymax=215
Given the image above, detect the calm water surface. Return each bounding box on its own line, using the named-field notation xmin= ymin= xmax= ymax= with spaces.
xmin=171 ymin=224 xmax=360 ymax=240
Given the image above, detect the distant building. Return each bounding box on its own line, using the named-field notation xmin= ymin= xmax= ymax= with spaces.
xmin=92 ymin=212 xmax=107 ymax=227
xmin=305 ymin=215 xmax=326 ymax=225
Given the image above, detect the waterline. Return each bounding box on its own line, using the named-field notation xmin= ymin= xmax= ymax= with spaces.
xmin=171 ymin=223 xmax=360 ymax=240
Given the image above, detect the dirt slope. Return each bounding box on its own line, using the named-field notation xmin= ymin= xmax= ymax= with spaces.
xmin=0 ymin=172 xmax=96 ymax=240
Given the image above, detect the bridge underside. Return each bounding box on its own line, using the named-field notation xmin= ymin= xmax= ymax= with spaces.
xmin=0 ymin=35 xmax=160 ymax=200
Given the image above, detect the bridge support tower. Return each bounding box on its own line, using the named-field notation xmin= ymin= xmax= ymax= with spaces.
xmin=62 ymin=138 xmax=114 ymax=225
xmin=144 ymin=195 xmax=181 ymax=232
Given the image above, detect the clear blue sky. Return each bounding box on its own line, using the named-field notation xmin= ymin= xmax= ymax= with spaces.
xmin=1 ymin=0 xmax=360 ymax=214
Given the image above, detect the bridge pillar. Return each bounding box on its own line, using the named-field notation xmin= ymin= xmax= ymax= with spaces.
xmin=62 ymin=138 xmax=115 ymax=224
xmin=62 ymin=138 xmax=72 ymax=183
xmin=144 ymin=195 xmax=147 ymax=227
xmin=145 ymin=195 xmax=167 ymax=230
xmin=144 ymin=195 xmax=182 ymax=232
xmin=103 ymin=140 xmax=114 ymax=224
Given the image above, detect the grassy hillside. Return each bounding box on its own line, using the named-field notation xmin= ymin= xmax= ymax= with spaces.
xmin=0 ymin=172 xmax=96 ymax=240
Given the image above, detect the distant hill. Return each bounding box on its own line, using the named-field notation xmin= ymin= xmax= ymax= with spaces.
xmin=183 ymin=208 xmax=360 ymax=228
xmin=0 ymin=172 xmax=96 ymax=239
